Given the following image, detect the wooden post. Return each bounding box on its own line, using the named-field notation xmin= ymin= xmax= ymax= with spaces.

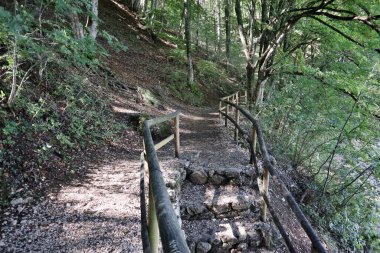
xmin=250 ymin=127 xmax=257 ymax=164
xmin=227 ymin=97 xmax=230 ymax=114
xmin=224 ymin=101 xmax=228 ymax=127
xmin=219 ymin=101 xmax=222 ymax=121
xmin=245 ymin=90 xmax=248 ymax=104
xmin=174 ymin=115 xmax=180 ymax=158
xmin=311 ymin=245 xmax=318 ymax=253
xmin=234 ymin=95 xmax=239 ymax=141
xmin=261 ymin=167 xmax=270 ymax=222
xmin=148 ymin=176 xmax=159 ymax=253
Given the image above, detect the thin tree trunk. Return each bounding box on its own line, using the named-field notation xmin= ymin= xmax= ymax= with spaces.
xmin=216 ymin=0 xmax=221 ymax=54
xmin=72 ymin=13 xmax=84 ymax=39
xmin=144 ymin=0 xmax=149 ymax=17
xmin=184 ymin=0 xmax=194 ymax=85
xmin=235 ymin=0 xmax=255 ymax=105
xmin=7 ymin=36 xmax=17 ymax=108
xmin=90 ymin=0 xmax=98 ymax=39
xmin=225 ymin=0 xmax=231 ymax=64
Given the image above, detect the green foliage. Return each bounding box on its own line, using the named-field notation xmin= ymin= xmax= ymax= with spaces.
xmin=167 ymin=68 xmax=204 ymax=106
xmin=257 ymin=15 xmax=380 ymax=251
xmin=195 ymin=59 xmax=234 ymax=94
xmin=167 ymin=48 xmax=187 ymax=63
xmin=0 ymin=0 xmax=126 ymax=204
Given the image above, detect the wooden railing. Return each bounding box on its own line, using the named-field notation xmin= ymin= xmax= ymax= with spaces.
xmin=219 ymin=92 xmax=328 ymax=253
xmin=140 ymin=111 xmax=190 ymax=253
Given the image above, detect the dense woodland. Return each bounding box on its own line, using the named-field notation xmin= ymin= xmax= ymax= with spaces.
xmin=0 ymin=0 xmax=379 ymax=252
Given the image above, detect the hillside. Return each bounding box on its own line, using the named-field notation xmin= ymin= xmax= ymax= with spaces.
xmin=1 ymin=0 xmax=379 ymax=252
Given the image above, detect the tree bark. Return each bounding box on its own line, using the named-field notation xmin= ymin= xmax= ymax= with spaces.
xmin=72 ymin=13 xmax=84 ymax=39
xmin=216 ymin=0 xmax=222 ymax=54
xmin=90 ymin=0 xmax=98 ymax=39
xmin=184 ymin=0 xmax=194 ymax=85
xmin=225 ymin=0 xmax=231 ymax=64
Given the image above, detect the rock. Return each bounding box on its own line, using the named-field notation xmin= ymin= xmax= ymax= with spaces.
xmin=0 ymin=241 xmax=5 ymax=247
xmin=196 ymin=241 xmax=212 ymax=253
xmin=237 ymin=243 xmax=248 ymax=251
xmin=231 ymin=196 xmax=250 ymax=211
xmin=247 ymin=229 xmax=261 ymax=247
xmin=189 ymin=169 xmax=208 ymax=185
xmin=210 ymin=174 xmax=225 ymax=185
xmin=209 ymin=200 xmax=230 ymax=214
xmin=186 ymin=203 xmax=207 ymax=216
xmin=236 ymin=222 xmax=247 ymax=241
xmin=223 ymin=168 xmax=240 ymax=179
xmin=210 ymin=232 xmax=221 ymax=245
xmin=11 ymin=197 xmax=26 ymax=206
xmin=217 ymin=224 xmax=238 ymax=245
xmin=180 ymin=159 xmax=191 ymax=169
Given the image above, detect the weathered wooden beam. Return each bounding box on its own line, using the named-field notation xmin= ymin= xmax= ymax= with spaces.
xmin=154 ymin=134 xmax=175 ymax=151
xmin=140 ymin=152 xmax=151 ymax=253
xmin=143 ymin=116 xmax=190 ymax=253
xmin=261 ymin=192 xmax=297 ymax=253
xmin=146 ymin=111 xmax=180 ymax=127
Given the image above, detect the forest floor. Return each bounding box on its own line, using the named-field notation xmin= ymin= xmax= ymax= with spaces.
xmin=0 ymin=0 xmax=330 ymax=252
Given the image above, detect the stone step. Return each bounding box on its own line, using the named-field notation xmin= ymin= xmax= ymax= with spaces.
xmin=185 ymin=164 xmax=256 ymax=186
xmin=180 ymin=183 xmax=260 ymax=220
xmin=182 ymin=216 xmax=286 ymax=253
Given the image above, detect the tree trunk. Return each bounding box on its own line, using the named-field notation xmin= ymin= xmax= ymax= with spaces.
xmin=90 ymin=0 xmax=98 ymax=39
xmin=144 ymin=0 xmax=148 ymax=15
xmin=72 ymin=13 xmax=84 ymax=39
xmin=225 ymin=0 xmax=231 ymax=64
xmin=216 ymin=0 xmax=221 ymax=54
xmin=184 ymin=0 xmax=194 ymax=85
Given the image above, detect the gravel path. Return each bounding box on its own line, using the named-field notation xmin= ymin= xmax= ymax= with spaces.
xmin=1 ymin=143 xmax=145 ymax=253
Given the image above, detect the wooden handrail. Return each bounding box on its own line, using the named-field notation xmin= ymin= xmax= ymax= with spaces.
xmin=140 ymin=111 xmax=190 ymax=253
xmin=219 ymin=96 xmax=328 ymax=253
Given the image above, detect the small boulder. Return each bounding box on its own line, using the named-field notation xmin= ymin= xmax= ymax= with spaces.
xmin=217 ymin=224 xmax=238 ymax=245
xmin=189 ymin=169 xmax=208 ymax=185
xmin=196 ymin=241 xmax=212 ymax=253
xmin=210 ymin=174 xmax=225 ymax=185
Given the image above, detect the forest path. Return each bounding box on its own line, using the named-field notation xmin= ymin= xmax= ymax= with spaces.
xmin=0 ymin=104 xmax=312 ymax=253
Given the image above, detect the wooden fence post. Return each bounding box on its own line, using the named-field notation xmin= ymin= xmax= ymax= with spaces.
xmin=245 ymin=90 xmax=248 ymax=104
xmin=174 ymin=115 xmax=180 ymax=158
xmin=234 ymin=95 xmax=239 ymax=141
xmin=219 ymin=101 xmax=222 ymax=121
xmin=250 ymin=127 xmax=257 ymax=164
xmin=224 ymin=101 xmax=228 ymax=127
xmin=261 ymin=167 xmax=270 ymax=222
xmin=148 ymin=175 xmax=159 ymax=253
